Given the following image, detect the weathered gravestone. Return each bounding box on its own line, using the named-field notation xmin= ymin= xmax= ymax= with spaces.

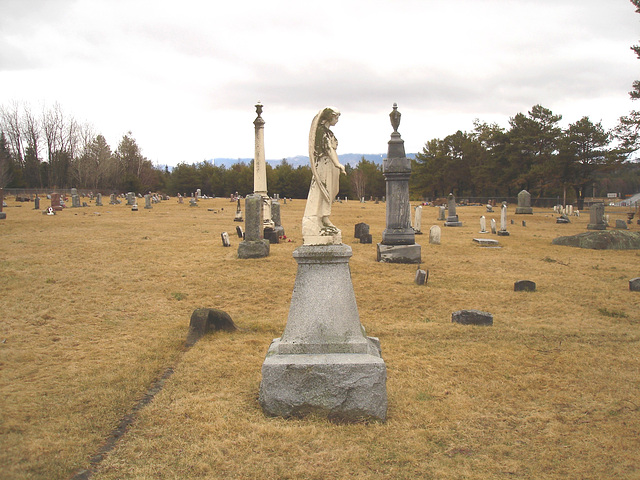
xmin=444 ymin=193 xmax=462 ymax=227
xmin=0 ymin=188 xmax=5 ymax=219
xmin=50 ymin=193 xmax=62 ymax=211
xmin=234 ymin=198 xmax=243 ymax=222
xmin=34 ymin=195 xmax=40 ymax=210
xmin=429 ymin=225 xmax=441 ymax=245
xmin=126 ymin=192 xmax=136 ymax=205
xmin=355 ymin=222 xmax=372 ymax=243
xmin=515 ymin=189 xmax=533 ymax=214
xmin=438 ymin=205 xmax=446 ymax=221
xmin=514 ymin=280 xmax=536 ymax=292
xmin=236 ymin=225 xmax=244 ymax=238
xmin=270 ymin=200 xmax=285 ymax=240
xmin=587 ymin=203 xmax=606 ymax=230
xmin=95 ymin=193 xmax=102 ymax=206
xmin=186 ymin=308 xmax=236 ymax=346
xmin=71 ymin=188 xmax=81 ymax=208
xmin=490 ymin=218 xmax=497 ymax=234
xmin=452 ymin=309 xmax=493 ymax=326
xmin=497 ymin=203 xmax=510 ymax=236
xmin=377 ymin=104 xmax=421 ymax=264
xmin=615 ymin=219 xmax=628 ymax=230
xmin=259 ymin=106 xmax=387 ymax=423
xmin=221 ymin=231 xmax=231 ymax=247
xmin=414 ymin=267 xmax=428 ymax=285
xmin=630 ymin=277 xmax=640 ymax=292
xmin=486 ymin=204 xmax=494 ymax=213
xmin=144 ymin=194 xmax=152 ymax=209
xmin=479 ymin=216 xmax=487 ymax=233
xmin=413 ymin=205 xmax=423 ymax=234
xmin=238 ymin=194 xmax=270 ymax=259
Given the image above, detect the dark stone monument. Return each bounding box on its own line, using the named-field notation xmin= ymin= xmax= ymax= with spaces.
xmin=452 ymin=310 xmax=493 ymax=326
xmin=615 ymin=219 xmax=628 ymax=230
xmin=514 ymin=280 xmax=536 ymax=292
xmin=0 ymin=188 xmax=5 ymax=219
xmin=444 ymin=193 xmax=463 ymax=227
xmin=630 ymin=277 xmax=640 ymax=292
xmin=377 ymin=103 xmax=421 ymax=264
xmin=238 ymin=194 xmax=270 ymax=259
xmin=354 ymin=222 xmax=370 ymax=241
xmin=34 ymin=195 xmax=40 ymax=210
xmin=95 ymin=193 xmax=102 ymax=207
xmin=186 ymin=308 xmax=236 ymax=346
xmin=50 ymin=193 xmax=62 ymax=211
xmin=270 ymin=200 xmax=285 ymax=239
xmin=587 ymin=203 xmax=606 ymax=230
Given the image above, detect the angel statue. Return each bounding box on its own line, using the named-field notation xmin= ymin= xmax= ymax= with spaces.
xmin=301 ymin=107 xmax=346 ymax=245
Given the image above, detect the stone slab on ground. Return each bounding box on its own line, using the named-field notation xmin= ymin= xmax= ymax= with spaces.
xmin=376 ymin=243 xmax=421 ymax=264
xmin=552 ymin=231 xmax=640 ymax=250
xmin=473 ymin=238 xmax=499 ymax=246
xmin=452 ymin=309 xmax=493 ymax=326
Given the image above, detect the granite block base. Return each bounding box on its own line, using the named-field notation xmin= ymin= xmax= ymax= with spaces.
xmin=259 ymin=339 xmax=387 ymax=423
xmin=515 ymin=207 xmax=533 ymax=214
xmin=376 ymin=243 xmax=421 ymax=264
xmin=237 ymin=239 xmax=270 ymax=259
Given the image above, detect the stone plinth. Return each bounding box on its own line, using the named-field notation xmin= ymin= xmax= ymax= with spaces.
xmin=259 ymin=244 xmax=387 ymax=422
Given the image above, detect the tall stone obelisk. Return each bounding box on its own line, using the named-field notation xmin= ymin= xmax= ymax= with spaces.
xmin=377 ymin=103 xmax=421 ymax=263
xmin=253 ymin=103 xmax=275 ymax=234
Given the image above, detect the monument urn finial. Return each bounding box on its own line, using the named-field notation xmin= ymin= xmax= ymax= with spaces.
xmin=390 ymin=103 xmax=401 ymax=133
xmin=254 ymin=102 xmax=264 ymax=126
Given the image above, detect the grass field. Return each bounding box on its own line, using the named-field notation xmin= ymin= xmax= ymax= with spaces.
xmin=1 ymin=195 xmax=639 ymax=479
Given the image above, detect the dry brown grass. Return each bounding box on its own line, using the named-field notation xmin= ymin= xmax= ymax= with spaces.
xmin=1 ymin=196 xmax=639 ymax=479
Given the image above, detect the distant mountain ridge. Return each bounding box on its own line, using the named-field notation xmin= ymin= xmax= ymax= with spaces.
xmin=210 ymin=153 xmax=417 ymax=169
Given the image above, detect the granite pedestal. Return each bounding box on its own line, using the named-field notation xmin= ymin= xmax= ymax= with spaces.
xmin=259 ymin=244 xmax=387 ymax=422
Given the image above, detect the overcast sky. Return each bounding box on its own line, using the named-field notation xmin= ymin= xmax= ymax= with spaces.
xmin=1 ymin=0 xmax=638 ymax=166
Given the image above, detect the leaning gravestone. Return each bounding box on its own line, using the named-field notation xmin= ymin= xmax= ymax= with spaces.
xmin=221 ymin=232 xmax=231 ymax=247
xmin=587 ymin=203 xmax=606 ymax=230
xmin=414 ymin=267 xmax=428 ymax=285
xmin=630 ymin=278 xmax=640 ymax=292
xmin=377 ymin=104 xmax=421 ymax=264
xmin=238 ymin=194 xmax=270 ymax=259
xmin=515 ymin=189 xmax=533 ymax=214
xmin=259 ymin=106 xmax=386 ymax=423
xmin=444 ymin=193 xmax=462 ymax=227
xmin=429 ymin=225 xmax=441 ymax=245
xmin=236 ymin=225 xmax=244 ymax=238
xmin=186 ymin=308 xmax=236 ymax=347
xmin=490 ymin=218 xmax=497 ymax=234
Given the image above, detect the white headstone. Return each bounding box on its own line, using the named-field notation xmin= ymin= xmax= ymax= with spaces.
xmin=429 ymin=225 xmax=441 ymax=245
xmin=414 ymin=205 xmax=423 ymax=233
xmin=490 ymin=218 xmax=497 ymax=234
xmin=479 ymin=216 xmax=487 ymax=233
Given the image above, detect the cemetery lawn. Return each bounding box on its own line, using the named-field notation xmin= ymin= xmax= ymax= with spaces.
xmin=1 ymin=197 xmax=639 ymax=480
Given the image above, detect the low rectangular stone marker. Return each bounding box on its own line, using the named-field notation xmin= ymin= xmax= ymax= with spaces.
xmin=414 ymin=268 xmax=428 ymax=285
xmin=514 ymin=280 xmax=536 ymax=292
xmin=452 ymin=309 xmax=493 ymax=326
xmin=473 ymin=238 xmax=499 ymax=246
